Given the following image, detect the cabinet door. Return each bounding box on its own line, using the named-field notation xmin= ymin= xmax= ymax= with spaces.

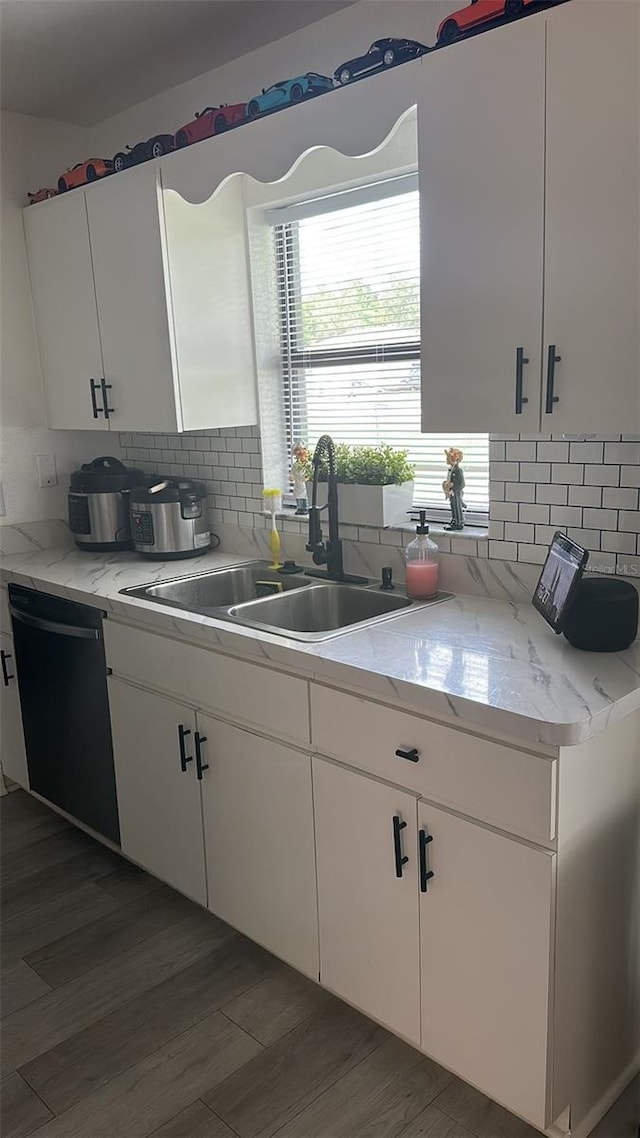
xmin=542 ymin=0 xmax=640 ymax=432
xmin=200 ymin=715 xmax=318 ymax=977
xmin=86 ymin=166 xmax=181 ymax=432
xmin=419 ymin=15 xmax=545 ymax=433
xmin=419 ymin=801 xmax=554 ymax=1129
xmin=24 ymin=193 xmax=106 ymax=430
xmin=0 ymin=634 xmax=28 ymax=788
xmin=314 ymin=757 xmax=420 ymax=1044
xmin=108 ymin=677 xmax=206 ymax=904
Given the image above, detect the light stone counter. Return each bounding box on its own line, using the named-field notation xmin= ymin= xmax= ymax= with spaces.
xmin=1 ymin=546 xmax=639 ymax=748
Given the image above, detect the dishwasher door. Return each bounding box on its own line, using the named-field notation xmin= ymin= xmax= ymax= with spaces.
xmin=8 ymin=585 xmax=120 ymax=845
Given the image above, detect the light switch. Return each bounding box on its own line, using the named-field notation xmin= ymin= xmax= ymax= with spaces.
xmin=36 ymin=454 xmax=58 ymax=487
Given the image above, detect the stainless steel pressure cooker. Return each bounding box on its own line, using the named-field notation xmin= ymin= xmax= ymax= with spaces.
xmin=68 ymin=456 xmax=144 ymax=552
xmin=129 ymin=478 xmax=211 ymax=559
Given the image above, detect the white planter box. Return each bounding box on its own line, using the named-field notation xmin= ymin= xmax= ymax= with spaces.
xmin=305 ymin=481 xmax=414 ymax=528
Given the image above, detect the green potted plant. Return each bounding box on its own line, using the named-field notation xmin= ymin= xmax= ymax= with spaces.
xmin=303 ymin=443 xmax=415 ymax=527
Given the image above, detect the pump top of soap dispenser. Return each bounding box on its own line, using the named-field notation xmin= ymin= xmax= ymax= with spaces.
xmin=408 ymin=508 xmax=430 ymax=535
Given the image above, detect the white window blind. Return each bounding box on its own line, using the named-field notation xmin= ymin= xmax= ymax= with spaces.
xmin=273 ymin=178 xmax=489 ymax=518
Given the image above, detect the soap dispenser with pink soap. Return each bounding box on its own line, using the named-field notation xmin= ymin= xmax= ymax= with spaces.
xmin=404 ymin=510 xmax=439 ymax=599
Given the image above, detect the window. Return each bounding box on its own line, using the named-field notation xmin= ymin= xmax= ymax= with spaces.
xmin=273 ymin=176 xmax=489 ymax=521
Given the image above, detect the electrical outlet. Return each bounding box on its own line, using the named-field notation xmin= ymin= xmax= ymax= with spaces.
xmin=36 ymin=454 xmax=58 ymax=487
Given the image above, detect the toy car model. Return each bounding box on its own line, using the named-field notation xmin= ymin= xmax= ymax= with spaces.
xmin=436 ymin=0 xmax=534 ymax=45
xmin=112 ymin=134 xmax=174 ymax=173
xmin=174 ymin=102 xmax=246 ymax=147
xmin=246 ymin=72 xmax=334 ymax=118
xmin=27 ymin=187 xmax=57 ymax=204
xmin=334 ymin=38 xmax=427 ymax=86
xmin=57 ymin=159 xmax=113 ymax=193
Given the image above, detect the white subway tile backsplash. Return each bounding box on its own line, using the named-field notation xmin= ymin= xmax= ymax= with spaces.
xmin=552 ymin=463 xmax=584 ymax=485
xmin=505 ymin=441 xmax=537 ymax=461
xmin=536 ymin=441 xmax=569 ymax=463
xmin=582 ymin=507 xmax=619 ymax=531
xmin=603 ymin=441 xmax=640 ymax=464
xmin=602 ymin=486 xmax=639 ymax=510
xmin=505 ymin=483 xmax=536 ymax=503
xmin=536 ymin=483 xmax=568 ymax=505
xmin=601 ymin=531 xmax=637 ymax=555
xmin=585 ymin=464 xmax=619 ymax=486
xmin=568 ymin=485 xmax=602 ymax=507
xmin=621 ymin=465 xmax=640 ymax=487
xmin=504 ymin=522 xmax=534 ymax=543
xmin=619 ymin=511 xmax=640 ymax=533
xmin=519 ymin=462 xmax=551 ymax=483
xmin=491 ymin=501 xmax=519 ymax=522
xmin=117 ymin=429 xmax=637 ymax=584
xmin=550 ymin=505 xmax=582 ymax=527
xmin=518 ymin=503 xmax=550 ymax=525
xmin=568 ymin=441 xmax=604 ymax=463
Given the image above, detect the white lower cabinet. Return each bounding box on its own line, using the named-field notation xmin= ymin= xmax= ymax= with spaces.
xmin=0 ymin=633 xmax=28 ymax=788
xmin=108 ymin=677 xmax=206 ymax=904
xmin=419 ymin=800 xmax=554 ymax=1129
xmin=313 ymin=756 xmax=421 ymax=1045
xmin=198 ymin=714 xmax=318 ymax=978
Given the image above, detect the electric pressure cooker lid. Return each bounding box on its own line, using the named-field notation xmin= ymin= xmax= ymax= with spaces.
xmin=130 ymin=477 xmax=207 ymax=504
xmin=69 ymin=456 xmax=144 ymax=494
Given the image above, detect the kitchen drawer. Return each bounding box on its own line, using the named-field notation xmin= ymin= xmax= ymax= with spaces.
xmin=104 ymin=620 xmax=310 ymax=747
xmin=311 ymin=685 xmax=556 ymax=844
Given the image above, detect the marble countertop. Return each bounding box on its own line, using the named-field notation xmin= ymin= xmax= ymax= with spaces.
xmin=1 ymin=545 xmax=639 ymax=748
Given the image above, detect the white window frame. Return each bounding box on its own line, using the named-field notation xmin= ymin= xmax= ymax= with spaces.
xmin=269 ymin=176 xmax=489 ymax=527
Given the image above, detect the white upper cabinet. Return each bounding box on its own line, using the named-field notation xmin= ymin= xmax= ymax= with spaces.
xmin=420 ymin=1 xmax=640 ymax=433
xmin=542 ymin=0 xmax=639 ymax=432
xmin=419 ymin=15 xmax=546 ymax=434
xmin=24 ymin=165 xmax=258 ymax=433
xmin=24 ymin=192 xmax=106 ymax=430
xmin=85 ymin=166 xmax=181 ymax=432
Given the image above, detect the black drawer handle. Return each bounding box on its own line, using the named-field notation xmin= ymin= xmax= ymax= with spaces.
xmin=195 ymin=732 xmax=209 ymax=780
xmin=392 ymin=814 xmax=409 ymax=878
xmin=545 ymin=344 xmax=561 ymax=414
xmin=419 ymin=830 xmax=435 ymax=893
xmin=515 ymin=346 xmax=529 ymax=415
xmin=178 ymin=724 xmax=193 ymax=772
xmin=89 ymin=378 xmax=101 ymax=419
xmin=1 ymin=649 xmax=14 ymax=686
xmin=395 ymin=747 xmax=419 ymax=763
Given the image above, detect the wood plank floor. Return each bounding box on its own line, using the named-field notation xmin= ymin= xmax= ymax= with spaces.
xmin=2 ymin=790 xmax=638 ymax=1138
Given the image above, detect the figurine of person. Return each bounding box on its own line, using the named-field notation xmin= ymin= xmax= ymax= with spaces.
xmin=291 ymin=442 xmax=310 ymax=515
xmin=443 ymin=446 xmax=466 ymax=531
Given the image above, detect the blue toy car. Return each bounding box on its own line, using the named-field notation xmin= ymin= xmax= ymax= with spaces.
xmin=334 ymin=38 xmax=428 ymax=86
xmin=246 ymin=73 xmax=334 ymax=118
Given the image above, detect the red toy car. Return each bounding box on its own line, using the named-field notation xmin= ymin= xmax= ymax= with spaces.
xmin=437 ymin=0 xmax=536 ymax=44
xmin=57 ymin=158 xmax=113 ymax=193
xmin=27 ymin=187 xmax=57 ymax=204
xmin=174 ymin=103 xmax=246 ymax=148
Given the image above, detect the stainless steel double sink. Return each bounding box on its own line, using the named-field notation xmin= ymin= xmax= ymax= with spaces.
xmin=122 ymin=560 xmax=449 ymax=642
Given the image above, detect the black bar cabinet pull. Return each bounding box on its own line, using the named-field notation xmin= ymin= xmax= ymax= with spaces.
xmin=515 ymin=347 xmax=529 ymax=415
xmin=545 ymin=344 xmax=561 ymax=414
xmin=0 ymin=649 xmax=13 ymax=686
xmin=392 ymin=814 xmax=409 ymax=878
xmin=178 ymin=724 xmax=193 ymax=772
xmin=419 ymin=830 xmax=435 ymax=893
xmin=89 ymin=378 xmax=101 ymax=419
xmin=100 ymin=378 xmax=114 ymax=420
xmin=195 ymin=732 xmax=209 ymax=780
xmin=395 ymin=747 xmax=419 ymax=763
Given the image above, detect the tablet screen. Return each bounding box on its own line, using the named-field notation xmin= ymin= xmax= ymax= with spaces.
xmin=532 ymin=532 xmax=588 ymax=632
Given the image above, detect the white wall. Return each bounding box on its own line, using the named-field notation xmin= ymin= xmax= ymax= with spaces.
xmin=89 ymin=0 xmax=451 ymax=155
xmin=0 ymin=110 xmax=119 ymax=527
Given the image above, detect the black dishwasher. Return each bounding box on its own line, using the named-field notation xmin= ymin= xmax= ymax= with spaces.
xmin=9 ymin=584 xmax=120 ymax=845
